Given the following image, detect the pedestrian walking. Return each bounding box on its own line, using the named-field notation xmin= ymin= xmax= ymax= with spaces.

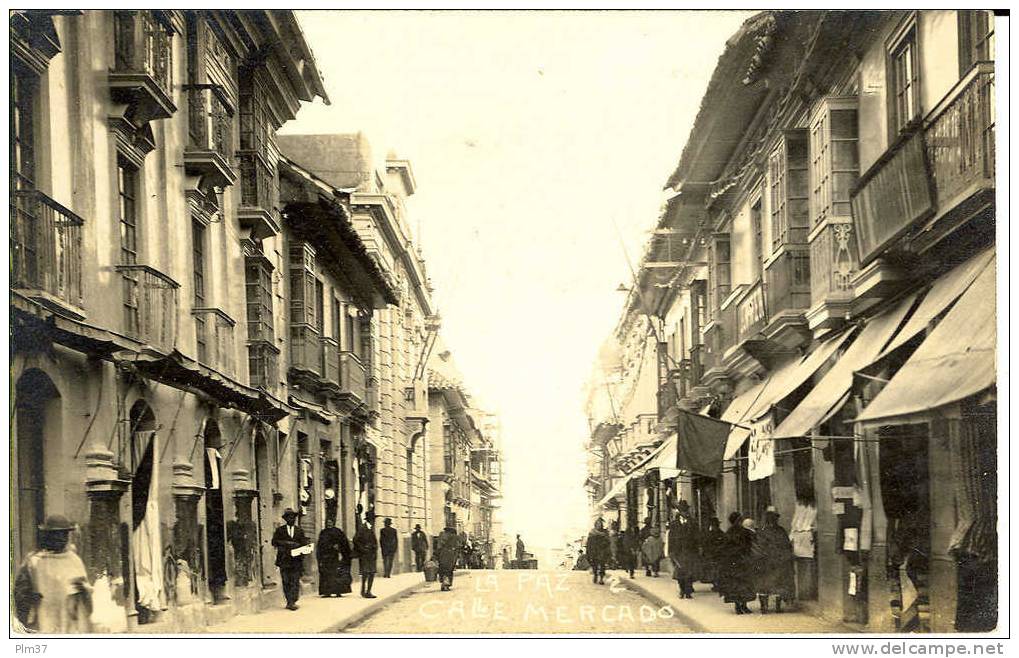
xmin=618 ymin=526 xmax=639 ymax=579
xmin=353 ymin=517 xmax=379 ymax=599
xmin=699 ymin=517 xmax=727 ymax=592
xmin=515 ymin=534 xmax=526 ymax=565
xmin=13 ymin=515 xmax=93 ymax=633
xmin=411 ymin=524 xmax=429 ymax=572
xmin=574 ymin=550 xmax=590 ymax=571
xmin=585 ymin=518 xmax=611 ymax=584
xmin=379 ymin=518 xmax=398 ymax=578
xmin=668 ymin=501 xmax=700 ymax=598
xmin=752 ymin=507 xmax=795 ymax=613
xmin=608 ymin=520 xmax=621 ymax=569
xmin=271 ymin=508 xmax=309 ymax=610
xmin=315 ymin=517 xmax=352 ymax=597
xmin=719 ymin=512 xmax=756 ymax=614
xmin=641 ymin=526 xmax=664 ymax=577
xmin=436 ymin=526 xmax=460 ymax=591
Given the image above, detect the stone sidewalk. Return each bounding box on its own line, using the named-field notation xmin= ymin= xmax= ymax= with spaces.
xmin=607 ymin=570 xmax=857 ymax=635
xmin=205 ymin=571 xmax=436 ymax=634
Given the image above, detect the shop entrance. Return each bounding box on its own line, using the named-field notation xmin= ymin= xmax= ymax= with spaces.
xmin=203 ymin=420 xmax=228 ymax=601
xmin=253 ymin=426 xmax=276 ymax=586
xmin=879 ymin=423 xmax=931 ymax=632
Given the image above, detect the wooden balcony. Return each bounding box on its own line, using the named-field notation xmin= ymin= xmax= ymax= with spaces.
xmin=340 ymin=351 xmax=368 ymax=405
xmin=807 ymin=220 xmax=858 ymax=331
xmin=238 ymin=152 xmax=280 ymax=240
xmin=116 ymin=264 xmax=179 ymax=352
xmin=193 ymin=307 xmax=236 ymax=377
xmin=761 ymin=246 xmax=811 ymax=350
xmin=321 ymin=337 xmax=342 ymax=388
xmin=110 ymin=10 xmax=176 ymax=125
xmin=184 ymin=85 xmax=236 ymax=189
xmin=289 ymin=324 xmax=322 ymax=377
xmin=247 ymin=340 xmax=279 ymax=390
xmin=851 ymin=63 xmax=994 ymax=266
xmin=10 ymin=189 xmax=84 ymax=316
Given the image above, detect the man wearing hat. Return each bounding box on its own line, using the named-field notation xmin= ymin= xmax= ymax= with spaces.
xmin=751 ymin=505 xmax=795 ymax=613
xmin=271 ymin=508 xmax=310 ymax=610
xmin=14 ymin=514 xmax=93 ymax=633
xmin=667 ymin=500 xmax=700 ymax=599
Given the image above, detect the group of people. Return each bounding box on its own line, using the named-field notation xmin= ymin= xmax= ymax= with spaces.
xmin=581 ymin=502 xmax=795 ymax=615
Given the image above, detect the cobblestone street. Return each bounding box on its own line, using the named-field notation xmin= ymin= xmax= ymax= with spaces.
xmin=348 ymin=570 xmax=693 ymax=634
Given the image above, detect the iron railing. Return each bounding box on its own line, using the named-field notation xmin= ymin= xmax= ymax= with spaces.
xmin=10 ymin=189 xmax=84 ymax=308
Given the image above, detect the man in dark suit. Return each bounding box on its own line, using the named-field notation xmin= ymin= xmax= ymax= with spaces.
xmin=271 ymin=508 xmax=309 ymax=610
xmin=379 ymin=518 xmax=399 ymax=578
xmin=410 ymin=524 xmax=429 ymax=572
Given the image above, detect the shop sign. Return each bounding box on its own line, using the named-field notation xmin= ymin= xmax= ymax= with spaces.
xmin=747 ymin=415 xmax=775 ymax=481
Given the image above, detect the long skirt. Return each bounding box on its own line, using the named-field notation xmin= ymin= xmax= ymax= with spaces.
xmin=318 ymin=558 xmax=347 ymax=596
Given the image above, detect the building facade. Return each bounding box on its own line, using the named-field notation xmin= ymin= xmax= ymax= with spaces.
xmin=585 ymin=10 xmax=996 ymax=633
xmin=11 ymin=10 xmax=328 ymax=630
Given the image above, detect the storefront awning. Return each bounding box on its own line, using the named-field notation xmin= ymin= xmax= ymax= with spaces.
xmin=854 ymin=258 xmax=996 ymax=424
xmin=595 ymin=474 xmax=632 ymax=508
xmin=721 ymin=331 xmax=852 ymax=459
xmin=874 ymin=248 xmax=994 ymax=362
xmin=771 ymin=292 xmax=918 ymax=439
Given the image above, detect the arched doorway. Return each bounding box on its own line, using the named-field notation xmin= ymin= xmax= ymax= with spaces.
xmin=203 ymin=420 xmax=228 ymax=601
xmin=128 ymin=400 xmax=162 ymax=622
xmin=14 ymin=369 xmax=61 ymax=564
xmin=253 ymin=426 xmax=275 ymax=586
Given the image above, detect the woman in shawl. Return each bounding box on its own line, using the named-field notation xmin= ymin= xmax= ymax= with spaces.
xmin=618 ymin=526 xmax=639 ymax=579
xmin=435 ymin=526 xmax=460 ymax=591
xmin=699 ymin=517 xmax=728 ymax=592
xmin=719 ymin=512 xmax=756 ymax=614
xmin=641 ymin=526 xmax=664 ymax=577
xmin=316 ymin=517 xmax=352 ymax=597
xmin=752 ymin=508 xmax=795 ymax=613
xmin=586 ymin=519 xmax=611 ymax=584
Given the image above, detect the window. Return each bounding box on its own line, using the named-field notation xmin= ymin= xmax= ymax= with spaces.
xmin=315 ymin=279 xmax=325 ymax=334
xmin=888 ymin=23 xmax=920 ymax=136
xmin=11 ymin=65 xmax=36 ymax=191
xmin=769 ymin=130 xmax=809 ymax=246
xmin=810 ymin=98 xmax=859 ymax=226
xmin=118 ymin=159 xmax=139 ymax=265
xmin=750 ymin=198 xmax=764 ymax=279
xmin=331 ymin=296 xmax=342 ymax=342
xmin=288 ymin=242 xmax=317 ymax=327
xmin=192 ymin=220 xmax=206 ymax=305
xmin=959 ymin=10 xmax=995 ymax=73
xmin=708 ymin=237 xmax=731 ymax=318
xmin=244 ymin=253 xmax=274 ymax=342
xmin=344 ymin=305 xmax=357 ymax=355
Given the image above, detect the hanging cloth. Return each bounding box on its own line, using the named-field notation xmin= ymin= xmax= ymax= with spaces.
xmin=206 ymin=448 xmax=222 ymax=490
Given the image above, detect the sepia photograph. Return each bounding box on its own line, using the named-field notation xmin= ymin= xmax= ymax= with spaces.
xmin=7 ymin=5 xmax=1006 ymax=648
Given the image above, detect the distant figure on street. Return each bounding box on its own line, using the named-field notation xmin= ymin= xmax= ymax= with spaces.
xmin=720 ymin=512 xmax=756 ymax=614
xmin=411 ymin=524 xmax=429 ymax=572
xmin=641 ymin=526 xmax=664 ymax=577
xmin=699 ymin=517 xmax=727 ymax=591
xmin=271 ymin=508 xmax=309 ymax=610
xmin=618 ymin=526 xmax=639 ymax=579
xmin=14 ymin=515 xmax=93 ymax=633
xmin=379 ymin=518 xmax=398 ymax=578
xmin=574 ymin=549 xmax=590 ymax=571
xmin=501 ymin=546 xmax=510 ymax=569
xmin=608 ymin=520 xmax=620 ymax=568
xmin=515 ymin=534 xmax=526 ymax=564
xmin=586 ymin=519 xmax=611 ymax=584
xmin=752 ymin=507 xmax=795 ymax=613
xmin=436 ymin=526 xmax=460 ymax=591
xmin=353 ymin=517 xmax=378 ymax=598
xmin=316 ymin=517 xmax=352 ymax=597
xmin=668 ymin=501 xmax=699 ymax=599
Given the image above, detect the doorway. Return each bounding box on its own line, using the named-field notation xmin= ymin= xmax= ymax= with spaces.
xmin=203 ymin=420 xmax=228 ymax=601
xmin=14 ymin=369 xmax=60 ymax=565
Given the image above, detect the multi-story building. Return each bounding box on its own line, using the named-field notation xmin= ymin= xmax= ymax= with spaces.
xmin=10 ymin=10 xmax=328 ymax=630
xmin=277 ymin=133 xmax=441 ymax=574
xmin=587 ymin=10 xmax=996 ymax=633
xmin=469 ymin=411 xmax=503 ymax=567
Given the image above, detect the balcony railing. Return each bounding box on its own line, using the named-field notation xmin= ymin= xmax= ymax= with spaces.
xmin=809 ymin=221 xmax=858 ymax=304
xmin=187 ymin=85 xmax=232 ymax=160
xmin=10 ymin=189 xmax=84 ymax=310
xmin=688 ymin=345 xmax=706 ymax=387
xmin=290 ymin=325 xmax=322 ymax=376
xmin=247 ymin=340 xmax=279 ymax=390
xmin=193 ymin=307 xmax=236 ymax=377
xmin=321 ymin=337 xmax=341 ymax=388
xmin=340 ymin=351 xmax=368 ymax=402
xmin=239 ymin=152 xmax=275 ymax=211
xmin=926 ymin=63 xmax=995 ymax=209
xmin=851 ymin=64 xmax=994 ymax=265
xmin=657 ymin=380 xmax=679 ymax=421
xmin=116 ymin=264 xmax=179 ymax=351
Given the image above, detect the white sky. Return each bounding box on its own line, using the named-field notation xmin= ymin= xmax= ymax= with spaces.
xmin=284 ymin=10 xmax=754 ymax=552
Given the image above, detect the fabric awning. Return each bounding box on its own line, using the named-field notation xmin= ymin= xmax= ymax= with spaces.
xmin=595 ymin=474 xmax=632 ymax=508
xmin=875 ymin=248 xmax=994 ymax=361
xmin=854 ymin=259 xmax=996 ymax=424
xmin=771 ymin=292 xmax=918 ymax=439
xmin=721 ymin=331 xmax=852 ymax=459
